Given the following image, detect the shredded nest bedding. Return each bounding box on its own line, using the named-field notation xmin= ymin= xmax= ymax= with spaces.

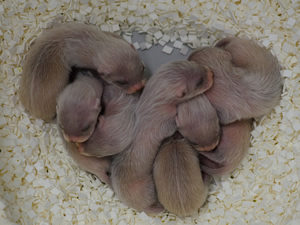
xmin=0 ymin=0 xmax=300 ymax=224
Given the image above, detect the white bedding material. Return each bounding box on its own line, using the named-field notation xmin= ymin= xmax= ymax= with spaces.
xmin=0 ymin=0 xmax=300 ymax=224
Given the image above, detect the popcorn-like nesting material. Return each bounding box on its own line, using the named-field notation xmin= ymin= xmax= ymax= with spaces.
xmin=0 ymin=0 xmax=300 ymax=224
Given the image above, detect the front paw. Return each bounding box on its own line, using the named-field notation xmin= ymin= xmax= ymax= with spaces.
xmin=76 ymin=143 xmax=88 ymax=156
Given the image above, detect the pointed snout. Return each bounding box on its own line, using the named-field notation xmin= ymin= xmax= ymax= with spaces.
xmin=127 ymin=79 xmax=146 ymax=94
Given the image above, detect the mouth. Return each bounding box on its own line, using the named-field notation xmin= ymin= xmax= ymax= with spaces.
xmin=127 ymin=79 xmax=146 ymax=94
xmin=193 ymin=139 xmax=219 ymax=152
xmin=63 ymin=133 xmax=90 ymax=143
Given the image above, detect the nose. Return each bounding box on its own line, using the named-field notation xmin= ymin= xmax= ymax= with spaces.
xmin=127 ymin=79 xmax=146 ymax=93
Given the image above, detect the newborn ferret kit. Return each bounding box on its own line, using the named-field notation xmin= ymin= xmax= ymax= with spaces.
xmin=1 ymin=1 xmax=299 ymax=224
xmin=19 ymin=22 xmax=282 ymax=216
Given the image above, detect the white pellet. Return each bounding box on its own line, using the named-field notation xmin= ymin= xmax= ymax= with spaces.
xmin=139 ymin=42 xmax=148 ymax=50
xmin=158 ymin=39 xmax=166 ymax=46
xmin=132 ymin=42 xmax=140 ymax=50
xmin=162 ymin=45 xmax=173 ymax=54
xmin=173 ymin=40 xmax=183 ymax=49
xmin=272 ymin=184 xmax=282 ymax=192
xmin=180 ymin=45 xmax=189 ymax=55
xmin=286 ymin=17 xmax=296 ymax=27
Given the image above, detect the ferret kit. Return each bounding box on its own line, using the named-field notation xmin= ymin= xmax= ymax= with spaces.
xmin=18 ymin=22 xmax=283 ymax=217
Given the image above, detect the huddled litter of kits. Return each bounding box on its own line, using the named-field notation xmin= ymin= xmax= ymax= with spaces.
xmin=0 ymin=1 xmax=299 ymax=224
xmin=18 ymin=23 xmax=282 ymax=216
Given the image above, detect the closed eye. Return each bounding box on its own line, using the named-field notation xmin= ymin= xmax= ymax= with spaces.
xmin=115 ymin=80 xmax=128 ymax=85
xmin=188 ymin=139 xmax=198 ymax=146
xmin=82 ymin=124 xmax=91 ymax=133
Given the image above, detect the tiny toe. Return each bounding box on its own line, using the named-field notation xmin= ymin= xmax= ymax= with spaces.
xmin=76 ymin=143 xmax=81 ymax=150
xmin=76 ymin=143 xmax=89 ymax=156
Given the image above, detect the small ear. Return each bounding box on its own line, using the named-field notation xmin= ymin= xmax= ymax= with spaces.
xmin=175 ymin=87 xmax=186 ymax=98
xmin=56 ymin=105 xmax=59 ymax=111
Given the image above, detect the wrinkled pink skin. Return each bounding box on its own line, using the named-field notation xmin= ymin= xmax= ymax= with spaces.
xmin=189 ymin=37 xmax=283 ymax=125
xmin=110 ymin=61 xmax=214 ymax=214
xmin=199 ymin=119 xmax=253 ymax=175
